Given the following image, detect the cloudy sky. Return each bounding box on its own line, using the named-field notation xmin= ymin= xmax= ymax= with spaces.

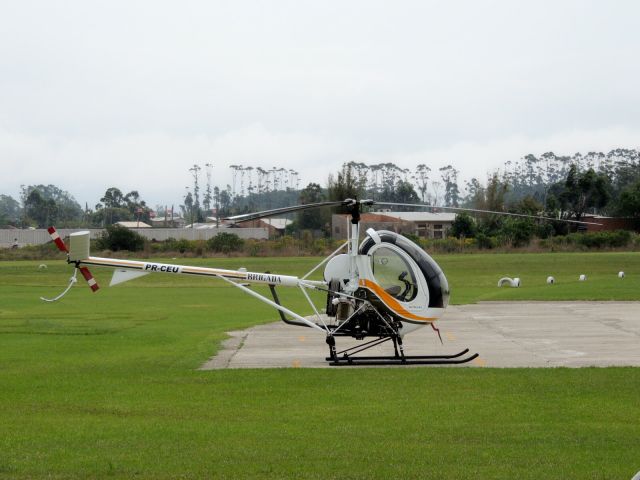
xmin=1 ymin=0 xmax=639 ymax=208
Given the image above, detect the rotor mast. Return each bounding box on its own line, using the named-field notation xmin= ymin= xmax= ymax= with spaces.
xmin=344 ymin=199 xmax=373 ymax=294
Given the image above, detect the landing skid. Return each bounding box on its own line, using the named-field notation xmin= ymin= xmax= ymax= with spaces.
xmin=325 ymin=335 xmax=479 ymax=366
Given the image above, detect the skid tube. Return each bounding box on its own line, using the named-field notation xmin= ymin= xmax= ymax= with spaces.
xmin=325 ymin=334 xmax=479 ymax=366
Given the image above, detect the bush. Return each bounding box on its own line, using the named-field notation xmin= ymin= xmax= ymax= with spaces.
xmin=173 ymin=238 xmax=193 ymax=254
xmin=272 ymin=235 xmax=295 ymax=253
xmin=450 ymin=212 xmax=476 ymax=238
xmin=546 ymin=230 xmax=633 ymax=250
xmin=578 ymin=232 xmax=607 ymax=249
xmin=311 ymin=238 xmax=330 ymax=255
xmin=501 ymin=219 xmax=534 ymax=247
xmin=427 ymin=237 xmax=465 ymax=253
xmin=608 ymin=230 xmax=632 ymax=247
xmin=244 ymin=239 xmax=265 ymax=257
xmin=475 ymin=232 xmax=497 ymax=249
xmin=536 ymin=223 xmax=555 ymax=239
xmin=206 ymin=232 xmax=244 ymax=253
xmin=96 ymin=224 xmax=145 ymax=252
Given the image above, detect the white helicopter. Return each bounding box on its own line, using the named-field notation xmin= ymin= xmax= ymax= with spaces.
xmin=43 ymin=199 xmax=598 ymax=366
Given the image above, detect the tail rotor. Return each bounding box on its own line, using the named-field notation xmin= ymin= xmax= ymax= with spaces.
xmin=41 ymin=227 xmax=100 ymax=302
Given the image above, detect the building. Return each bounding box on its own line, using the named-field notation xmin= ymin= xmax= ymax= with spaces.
xmin=116 ymin=221 xmax=152 ymax=228
xmin=235 ymin=218 xmax=292 ymax=237
xmin=331 ymin=211 xmax=456 ymax=240
xmin=582 ymin=215 xmax=639 ymax=232
xmin=150 ymin=216 xmax=186 ymax=228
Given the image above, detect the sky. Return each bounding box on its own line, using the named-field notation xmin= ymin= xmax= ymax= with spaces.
xmin=1 ymin=0 xmax=639 ymax=209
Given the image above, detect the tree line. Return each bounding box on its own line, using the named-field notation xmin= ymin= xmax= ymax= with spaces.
xmin=294 ymin=150 xmax=640 ymax=235
xmin=321 ymin=150 xmax=640 ymax=217
xmin=0 ymin=185 xmax=152 ymax=228
xmin=1 ymin=149 xmax=639 ymax=231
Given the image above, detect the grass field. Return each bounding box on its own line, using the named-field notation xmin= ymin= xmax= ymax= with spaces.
xmin=1 ymin=252 xmax=640 ymax=479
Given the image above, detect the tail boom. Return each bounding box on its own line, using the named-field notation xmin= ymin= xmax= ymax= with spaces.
xmin=78 ymin=256 xmax=324 ymax=288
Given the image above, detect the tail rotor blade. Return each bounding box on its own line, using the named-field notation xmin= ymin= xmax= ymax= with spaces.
xmin=79 ymin=266 xmax=100 ymax=292
xmin=47 ymin=226 xmax=69 ymax=253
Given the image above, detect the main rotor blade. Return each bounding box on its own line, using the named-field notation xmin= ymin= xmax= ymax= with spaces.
xmin=371 ymin=202 xmax=603 ymax=226
xmin=224 ymin=200 xmax=353 ymax=223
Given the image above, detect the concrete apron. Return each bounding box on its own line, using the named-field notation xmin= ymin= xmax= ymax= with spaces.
xmin=200 ymin=302 xmax=640 ymax=369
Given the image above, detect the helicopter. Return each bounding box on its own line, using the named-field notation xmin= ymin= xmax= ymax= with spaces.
xmin=43 ymin=199 xmax=599 ymax=366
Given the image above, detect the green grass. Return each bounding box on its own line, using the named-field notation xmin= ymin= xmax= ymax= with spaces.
xmin=1 ymin=252 xmax=640 ymax=479
xmin=437 ymin=251 xmax=640 ymax=304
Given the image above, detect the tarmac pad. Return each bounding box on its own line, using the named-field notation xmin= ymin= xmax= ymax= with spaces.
xmin=200 ymin=302 xmax=640 ymax=369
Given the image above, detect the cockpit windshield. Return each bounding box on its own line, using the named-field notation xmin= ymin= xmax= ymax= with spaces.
xmin=370 ymin=246 xmax=418 ymax=302
xmin=360 ymin=230 xmax=450 ymax=309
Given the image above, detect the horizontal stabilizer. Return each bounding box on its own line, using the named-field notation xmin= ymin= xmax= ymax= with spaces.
xmin=110 ymin=269 xmax=150 ymax=286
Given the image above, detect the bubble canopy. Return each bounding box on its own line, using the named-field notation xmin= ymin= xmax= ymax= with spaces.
xmin=359 ymin=230 xmax=450 ymax=309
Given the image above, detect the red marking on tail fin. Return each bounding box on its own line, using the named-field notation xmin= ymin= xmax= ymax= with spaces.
xmin=79 ymin=267 xmax=100 ymax=292
xmin=47 ymin=226 xmax=69 ymax=253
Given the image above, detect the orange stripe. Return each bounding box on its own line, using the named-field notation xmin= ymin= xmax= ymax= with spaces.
xmin=182 ymin=267 xmax=244 ymax=279
xmin=359 ymin=279 xmax=436 ymax=323
xmin=87 ymin=258 xmax=144 ymax=268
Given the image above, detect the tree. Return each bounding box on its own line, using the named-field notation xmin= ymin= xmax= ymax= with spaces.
xmin=513 ymin=195 xmax=543 ymax=215
xmin=378 ymin=163 xmax=402 ymax=200
xmin=522 ymin=154 xmax=541 ymax=187
xmin=181 ymin=192 xmax=195 ymax=225
xmin=0 ymin=194 xmax=20 ymax=226
xmin=94 ymin=187 xmax=134 ymax=226
xmin=189 ymin=164 xmax=204 ymax=222
xmin=413 ymin=164 xmax=431 ymax=203
xmin=392 ymin=180 xmax=420 ymax=204
xmin=219 ymin=188 xmax=231 ymax=217
xmin=327 ymin=163 xmax=362 ymax=202
xmin=203 ymin=163 xmax=213 ymax=216
xmin=473 ymin=174 xmax=509 ymax=235
xmin=463 ymin=177 xmax=483 ymax=207
xmin=99 ymin=187 xmax=124 ymax=225
xmin=20 ymin=184 xmax=83 ymax=227
xmin=96 ymin=224 xmax=145 ymax=251
xmin=297 ymin=183 xmax=328 ymax=231
xmin=501 ymin=218 xmax=535 ymax=247
xmin=344 ymin=161 xmax=370 ymax=194
xmin=483 ymin=174 xmax=509 ymax=212
xmin=560 ymin=165 xmax=610 ymax=222
xmin=207 ymin=232 xmax=244 ymax=254
xmin=123 ymin=190 xmax=151 ymax=224
xmin=23 ymin=189 xmax=51 ymax=227
xmin=439 ymin=165 xmax=461 ymax=207
xmin=450 ymin=212 xmax=476 ymax=238
xmin=615 ymin=179 xmax=640 ymax=217
xmin=100 ymin=187 xmax=125 ymax=209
